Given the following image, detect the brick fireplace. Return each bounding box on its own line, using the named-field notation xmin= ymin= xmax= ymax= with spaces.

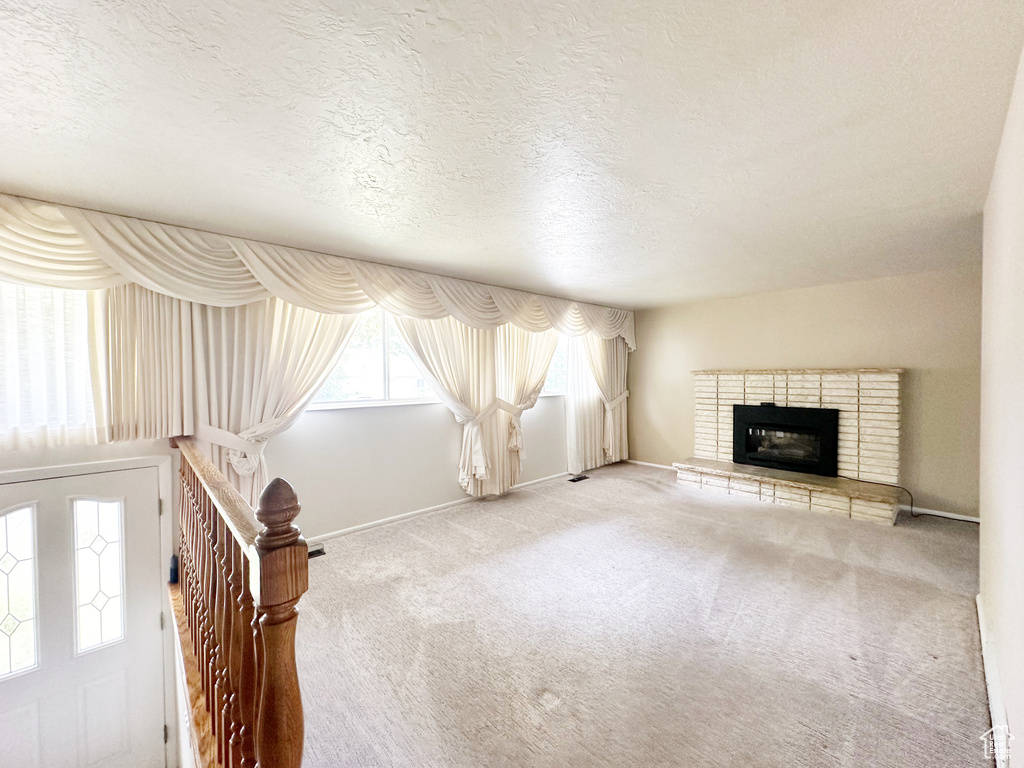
xmin=676 ymin=368 xmax=904 ymax=524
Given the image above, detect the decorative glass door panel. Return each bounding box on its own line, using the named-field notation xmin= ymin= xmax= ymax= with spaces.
xmin=0 ymin=505 xmax=37 ymax=678
xmin=0 ymin=468 xmax=165 ymax=768
xmin=73 ymin=499 xmax=126 ymax=653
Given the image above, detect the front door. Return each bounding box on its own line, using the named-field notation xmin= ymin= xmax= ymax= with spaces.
xmin=0 ymin=468 xmax=165 ymax=768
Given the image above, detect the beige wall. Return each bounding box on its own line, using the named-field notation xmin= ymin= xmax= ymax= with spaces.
xmin=265 ymin=395 xmax=568 ymax=540
xmin=628 ymin=267 xmax=982 ymax=517
xmin=980 ymin=39 xmax=1024 ymax=763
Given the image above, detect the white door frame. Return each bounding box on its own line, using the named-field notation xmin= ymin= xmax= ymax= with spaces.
xmin=0 ymin=455 xmax=177 ymax=768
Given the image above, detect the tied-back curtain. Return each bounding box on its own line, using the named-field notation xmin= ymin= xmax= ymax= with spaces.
xmin=102 ymin=283 xmax=357 ymax=505
xmin=0 ymin=281 xmax=103 ymax=450
xmin=495 ymin=324 xmax=559 ymax=491
xmin=566 ymin=336 xmax=606 ymax=475
xmin=191 ymin=299 xmax=359 ymax=506
xmin=393 ymin=316 xmax=560 ymax=497
xmin=391 ymin=315 xmax=503 ymax=496
xmin=583 ymin=333 xmax=630 ymax=463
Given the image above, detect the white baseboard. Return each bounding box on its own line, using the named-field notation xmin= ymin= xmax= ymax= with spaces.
xmin=514 ymin=471 xmax=571 ymax=489
xmin=626 ymin=459 xmax=676 ymax=471
xmin=977 ymin=595 xmax=1011 ymax=768
xmin=899 ymin=504 xmax=979 ymax=523
xmin=307 ymin=471 xmax=570 ymax=545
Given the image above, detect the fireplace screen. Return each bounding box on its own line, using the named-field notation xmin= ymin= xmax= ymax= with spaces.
xmin=733 ymin=404 xmax=839 ymax=476
xmin=746 ymin=427 xmax=821 ymax=465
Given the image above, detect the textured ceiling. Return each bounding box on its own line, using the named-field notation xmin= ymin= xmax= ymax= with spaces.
xmin=0 ymin=1 xmax=1022 ymax=308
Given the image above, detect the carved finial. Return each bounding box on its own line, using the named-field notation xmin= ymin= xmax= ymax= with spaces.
xmin=255 ymin=478 xmax=301 ymax=549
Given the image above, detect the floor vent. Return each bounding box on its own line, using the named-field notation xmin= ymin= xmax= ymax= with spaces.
xmin=308 ymin=543 xmax=327 ymax=559
xmin=568 ymin=475 xmax=589 ymax=483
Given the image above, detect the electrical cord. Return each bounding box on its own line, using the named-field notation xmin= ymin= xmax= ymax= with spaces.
xmin=838 ymin=475 xmax=915 ymax=516
xmin=835 ymin=476 xmax=978 ymax=524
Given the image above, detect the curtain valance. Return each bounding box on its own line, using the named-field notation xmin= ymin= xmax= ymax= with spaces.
xmin=0 ymin=194 xmax=635 ymax=348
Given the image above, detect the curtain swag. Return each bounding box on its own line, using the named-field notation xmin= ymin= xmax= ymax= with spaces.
xmin=0 ymin=194 xmax=635 ymax=349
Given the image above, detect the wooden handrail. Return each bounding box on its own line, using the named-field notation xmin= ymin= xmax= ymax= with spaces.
xmin=171 ymin=436 xmax=308 ymax=768
xmin=175 ymin=436 xmax=261 ymax=546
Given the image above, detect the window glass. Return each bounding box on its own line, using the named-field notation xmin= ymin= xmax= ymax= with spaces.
xmin=542 ymin=335 xmax=569 ymax=395
xmin=0 ymin=281 xmax=95 ymax=447
xmin=313 ymin=309 xmax=385 ymax=403
xmin=74 ymin=499 xmax=125 ymax=652
xmin=386 ymin=315 xmax=434 ymax=400
xmin=312 ymin=308 xmax=437 ymax=405
xmin=0 ymin=505 xmax=37 ymax=678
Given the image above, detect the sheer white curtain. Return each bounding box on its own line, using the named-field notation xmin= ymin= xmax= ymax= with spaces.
xmin=191 ymin=298 xmax=359 ymax=506
xmin=392 ymin=315 xmax=504 ymax=496
xmin=566 ymin=335 xmax=606 ymax=475
xmin=0 ymin=280 xmax=103 ymax=450
xmin=583 ymin=333 xmax=630 ymax=463
xmin=495 ymin=324 xmax=559 ymax=491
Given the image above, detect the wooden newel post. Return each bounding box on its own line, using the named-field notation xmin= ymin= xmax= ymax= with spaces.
xmin=251 ymin=478 xmax=308 ymax=768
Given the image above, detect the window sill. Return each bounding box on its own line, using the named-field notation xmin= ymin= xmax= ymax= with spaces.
xmin=307 ymin=398 xmax=441 ymax=412
xmin=308 ymin=392 xmax=565 ymax=412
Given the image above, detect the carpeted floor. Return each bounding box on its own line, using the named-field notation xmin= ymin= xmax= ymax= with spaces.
xmin=296 ymin=464 xmax=991 ymax=767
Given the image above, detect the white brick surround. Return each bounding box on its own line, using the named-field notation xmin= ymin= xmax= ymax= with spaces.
xmin=693 ymin=369 xmax=902 ymax=485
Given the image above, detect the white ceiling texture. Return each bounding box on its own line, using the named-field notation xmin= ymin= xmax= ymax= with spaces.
xmin=1 ymin=1 xmax=1022 ymax=308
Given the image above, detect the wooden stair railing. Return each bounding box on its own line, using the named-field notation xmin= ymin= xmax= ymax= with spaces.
xmin=169 ymin=436 xmax=308 ymax=768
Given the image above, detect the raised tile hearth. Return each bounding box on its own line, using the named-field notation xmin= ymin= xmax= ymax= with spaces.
xmin=674 ymin=457 xmax=902 ymax=524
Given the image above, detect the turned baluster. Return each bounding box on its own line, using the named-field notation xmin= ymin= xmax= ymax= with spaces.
xmin=252 ymin=479 xmax=308 ymax=768
xmin=252 ymin=608 xmax=265 ymax=760
xmin=216 ymin=520 xmax=235 ymax=767
xmin=238 ymin=556 xmax=258 ymax=768
xmin=193 ymin=482 xmax=205 ymax=664
xmin=227 ymin=540 xmax=245 ymax=768
xmin=186 ymin=468 xmax=199 ymax=655
xmin=178 ymin=466 xmax=189 ymax=617
xmin=196 ymin=486 xmax=209 ymax=699
xmin=181 ymin=465 xmax=195 ymax=653
xmin=213 ymin=515 xmax=229 ymax=763
xmin=204 ymin=494 xmax=218 ymax=727
xmin=190 ymin=476 xmax=200 ymax=654
xmin=224 ymin=517 xmax=238 ymax=761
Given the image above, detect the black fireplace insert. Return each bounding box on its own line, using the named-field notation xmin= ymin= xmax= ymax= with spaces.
xmin=733 ymin=404 xmax=839 ymax=477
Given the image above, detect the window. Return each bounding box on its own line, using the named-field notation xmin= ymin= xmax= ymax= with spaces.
xmin=0 ymin=281 xmax=96 ymax=449
xmin=0 ymin=505 xmax=37 ymax=678
xmin=73 ymin=499 xmax=125 ymax=653
xmin=541 ymin=335 xmax=569 ymax=395
xmin=312 ymin=308 xmax=437 ymax=406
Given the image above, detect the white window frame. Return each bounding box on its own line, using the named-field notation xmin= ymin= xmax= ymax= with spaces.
xmin=310 ymin=311 xmax=569 ymax=410
xmin=310 ymin=308 xmax=439 ymax=410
